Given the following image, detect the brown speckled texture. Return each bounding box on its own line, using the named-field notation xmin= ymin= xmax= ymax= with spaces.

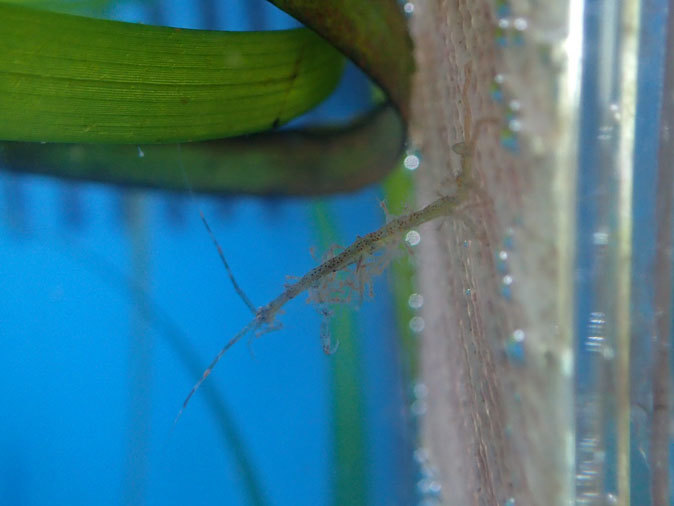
xmin=409 ymin=0 xmax=577 ymax=504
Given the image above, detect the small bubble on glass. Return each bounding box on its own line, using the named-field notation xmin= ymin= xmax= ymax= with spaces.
xmin=414 ymin=447 xmax=430 ymax=463
xmin=598 ymin=125 xmax=613 ymax=140
xmin=513 ymin=17 xmax=528 ymax=30
xmin=414 ymin=382 xmax=428 ymax=398
xmin=417 ymin=477 xmax=440 ymax=495
xmin=410 ymin=316 xmax=425 ymax=333
xmin=411 ymin=399 xmax=427 ymax=416
xmin=406 ymin=230 xmax=421 ymax=246
xmin=404 ymin=153 xmax=420 ymax=170
xmin=408 ymin=293 xmax=424 ymax=309
xmin=593 ymin=230 xmax=609 ymax=245
xmin=508 ymin=119 xmax=522 ymax=132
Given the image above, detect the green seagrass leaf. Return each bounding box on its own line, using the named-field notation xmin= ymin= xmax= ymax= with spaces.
xmin=1 ymin=0 xmax=413 ymax=196
xmin=267 ymin=0 xmax=414 ymax=120
xmin=0 ymin=2 xmax=344 ymax=143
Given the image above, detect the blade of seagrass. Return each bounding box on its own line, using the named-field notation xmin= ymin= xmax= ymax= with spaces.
xmin=0 ymin=2 xmax=344 ymax=143
xmin=0 ymin=0 xmax=412 ymax=194
xmin=0 ymin=105 xmax=404 ymax=195
xmin=267 ymin=0 xmax=414 ymax=120
xmin=310 ymin=202 xmax=368 ymax=506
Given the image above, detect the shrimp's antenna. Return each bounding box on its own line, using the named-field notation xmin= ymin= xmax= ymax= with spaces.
xmin=174 ymin=319 xmax=258 ymax=425
xmin=177 ymin=145 xmax=256 ymax=315
xmin=199 ymin=210 xmax=257 ymax=314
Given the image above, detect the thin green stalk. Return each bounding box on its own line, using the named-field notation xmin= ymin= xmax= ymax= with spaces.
xmin=311 ymin=201 xmax=368 ymax=506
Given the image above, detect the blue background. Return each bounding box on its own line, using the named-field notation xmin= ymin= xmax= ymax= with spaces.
xmin=0 ymin=1 xmax=414 ymax=505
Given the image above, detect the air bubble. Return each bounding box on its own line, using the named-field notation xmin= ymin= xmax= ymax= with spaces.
xmin=137 ymin=146 xmax=145 ymax=158
xmin=413 ymin=382 xmax=428 ymax=398
xmin=598 ymin=125 xmax=613 ymax=140
xmin=498 ymin=17 xmax=511 ymax=29
xmin=513 ymin=17 xmax=528 ymax=30
xmin=590 ymin=312 xmax=606 ymax=324
xmin=586 ymin=334 xmax=604 ymax=352
xmin=502 ymin=274 xmax=513 ymax=286
xmin=417 ymin=478 xmax=442 ymax=495
xmin=504 ymin=498 xmax=516 ymax=506
xmin=508 ymin=100 xmax=522 ymax=112
xmin=497 ymin=250 xmax=509 ymax=273
xmin=602 ymin=346 xmax=615 ymax=360
xmin=403 ymin=1 xmax=414 ymax=15
xmin=408 ymin=293 xmax=424 ymax=309
xmin=593 ymin=230 xmax=609 ymax=245
xmin=403 ymin=153 xmax=420 ymax=170
xmin=494 ymin=73 xmax=505 ymax=84
xmin=410 ymin=316 xmax=425 ymax=333
xmin=414 ymin=448 xmax=430 ymax=463
xmin=512 ymin=329 xmax=525 ymax=342
xmin=508 ymin=119 xmax=522 ymax=132
xmin=411 ymin=399 xmax=427 ymax=416
xmin=465 ymin=288 xmax=472 ymax=296
xmin=405 ymin=230 xmax=421 ymax=246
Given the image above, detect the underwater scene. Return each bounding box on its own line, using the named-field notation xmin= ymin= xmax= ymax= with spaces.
xmin=2 ymin=0 xmax=674 ymax=505
xmin=0 ymin=1 xmax=419 ymax=505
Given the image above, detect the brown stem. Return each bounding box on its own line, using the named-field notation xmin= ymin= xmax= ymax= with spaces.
xmin=650 ymin=1 xmax=674 ymax=501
